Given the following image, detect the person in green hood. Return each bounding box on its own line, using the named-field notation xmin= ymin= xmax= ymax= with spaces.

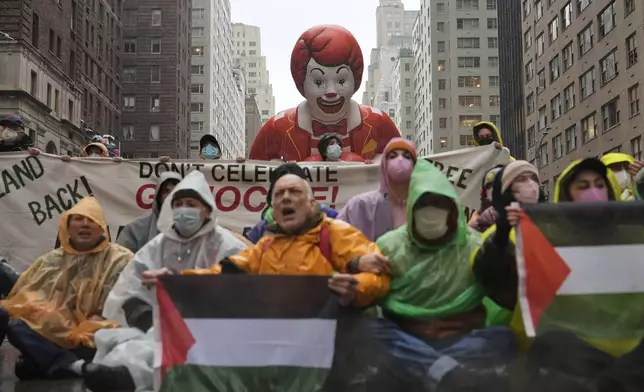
xmin=368 ymin=159 xmax=516 ymax=392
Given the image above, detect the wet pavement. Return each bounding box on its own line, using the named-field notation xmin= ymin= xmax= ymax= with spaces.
xmin=0 ymin=343 xmax=85 ymax=392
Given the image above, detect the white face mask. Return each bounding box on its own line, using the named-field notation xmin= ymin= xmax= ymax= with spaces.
xmin=614 ymin=170 xmax=630 ymax=189
xmin=413 ymin=206 xmax=450 ymax=240
xmin=326 ymin=144 xmax=342 ymax=161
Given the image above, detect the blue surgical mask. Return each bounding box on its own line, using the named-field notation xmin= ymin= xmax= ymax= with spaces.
xmin=326 ymin=144 xmax=342 ymax=161
xmin=172 ymin=207 xmax=204 ymax=237
xmin=202 ymin=144 xmax=220 ymax=159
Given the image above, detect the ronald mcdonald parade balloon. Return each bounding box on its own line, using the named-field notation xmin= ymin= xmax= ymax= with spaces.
xmin=248 ymin=25 xmax=401 ymax=162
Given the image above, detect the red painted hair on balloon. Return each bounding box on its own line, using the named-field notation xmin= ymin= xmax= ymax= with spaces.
xmin=291 ymin=25 xmax=364 ymax=97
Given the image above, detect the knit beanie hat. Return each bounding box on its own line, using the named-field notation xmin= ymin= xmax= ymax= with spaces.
xmin=501 ymin=160 xmax=539 ymax=193
xmin=384 ymin=138 xmax=418 ymax=162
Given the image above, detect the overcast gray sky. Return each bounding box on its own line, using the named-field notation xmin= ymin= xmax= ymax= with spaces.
xmin=231 ymin=0 xmax=421 ymax=111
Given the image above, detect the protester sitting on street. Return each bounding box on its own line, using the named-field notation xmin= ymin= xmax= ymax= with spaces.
xmin=601 ymin=152 xmax=635 ymax=200
xmin=0 ymin=196 xmax=132 ymax=380
xmin=472 ymin=157 xmax=644 ymax=392
xmin=368 ymin=159 xmax=517 ymax=392
xmin=338 ymin=138 xmax=417 ymax=241
xmin=469 ymin=165 xmax=504 ymax=232
xmin=83 ymin=171 xmax=248 ymax=392
xmin=0 ymin=114 xmax=34 ymax=153
xmin=304 ymin=133 xmax=367 ymax=162
xmin=116 ymin=171 xmax=182 ymax=253
xmin=245 ymin=162 xmax=337 ymax=244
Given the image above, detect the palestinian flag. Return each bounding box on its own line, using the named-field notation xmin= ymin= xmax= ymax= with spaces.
xmin=516 ymin=201 xmax=644 ymax=339
xmin=155 ymin=275 xmax=342 ymax=392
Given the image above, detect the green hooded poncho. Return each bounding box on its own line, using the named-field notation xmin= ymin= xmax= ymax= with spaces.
xmin=376 ymin=159 xmax=485 ymax=319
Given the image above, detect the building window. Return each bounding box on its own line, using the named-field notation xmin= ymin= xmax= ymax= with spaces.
xmin=527 ymin=93 xmax=535 ymax=114
xmin=526 ymin=126 xmax=535 ymax=147
xmin=456 ymin=18 xmax=479 ymax=30
xmin=437 ymin=22 xmax=445 ymax=32
xmin=565 ymin=125 xmax=577 ymax=152
xmin=404 ymin=63 xmax=411 ymax=71
xmin=536 ymin=0 xmax=543 ymax=19
xmin=437 ymin=41 xmax=446 ymax=52
xmin=151 ymin=38 xmax=161 ymax=54
xmin=551 ymin=94 xmax=562 ymax=120
xmin=456 ymin=0 xmax=478 ymax=10
xmin=598 ymin=2 xmax=616 ymax=38
xmin=626 ymin=33 xmax=638 ymax=67
xmin=601 ymin=98 xmax=620 ymax=131
xmin=458 ymin=96 xmax=482 ymax=107
xmin=48 ymin=29 xmax=55 ymax=53
xmin=150 ymin=125 xmax=160 ymax=141
xmin=124 ymin=39 xmax=136 ymax=53
xmin=191 ymin=84 xmax=204 ymax=94
xmin=488 ymin=57 xmax=499 ymax=67
xmin=538 ymin=143 xmax=548 ymax=168
xmin=151 ymin=10 xmax=162 ymax=26
xmin=32 ymin=14 xmax=40 ymax=48
xmin=150 ymin=66 xmax=160 ymax=83
xmin=577 ymin=0 xmax=591 ymax=13
xmin=249 ymin=50 xmax=256 ymax=55
xmin=439 ymin=118 xmax=447 ymax=128
xmin=459 ymin=115 xmax=482 ymax=127
xmin=192 ymin=8 xmax=205 ymax=19
xmin=123 ymin=95 xmax=135 ymax=110
xmin=439 ymin=98 xmax=447 ymax=110
xmin=68 ymin=99 xmax=74 ymax=120
xmin=488 ymin=37 xmax=498 ymax=48
xmin=459 ymin=135 xmax=474 ymax=146
xmin=523 ymin=0 xmax=531 ymax=18
xmin=552 ymin=133 xmax=563 ymax=160
xmin=538 ymin=105 xmax=548 ymax=130
xmin=192 ymin=27 xmax=204 ymax=37
xmin=487 ymin=18 xmax=498 ymax=29
xmin=438 ymin=79 xmax=446 ymax=90
xmin=123 ymin=67 xmax=136 ymax=82
xmin=578 ymin=23 xmax=594 ymax=56
xmin=525 ymin=60 xmax=534 ymax=81
xmin=150 ymin=95 xmax=160 ymax=111
xmin=564 ymin=83 xmax=576 ymax=112
xmin=625 ymin=0 xmax=635 ymax=16
xmin=388 ymin=109 xmax=395 ymax=117
xmin=489 ymin=95 xmax=500 ymax=107
xmin=458 ymin=76 xmax=482 ymax=87
xmin=581 ymin=112 xmax=597 ymax=142
xmin=631 ymin=136 xmax=642 ymax=160
xmin=46 ymin=83 xmax=52 ymax=107
xmin=628 ymin=84 xmax=640 ymax=117
xmin=54 ymin=89 xmax=60 ymax=113
xmin=487 ymin=0 xmax=497 ymax=9
xmin=191 ymin=121 xmax=204 ymax=131
xmin=600 ymin=49 xmax=618 ymax=85
xmin=489 ymin=76 xmax=499 ymax=87
xmin=537 ymin=68 xmax=546 ymax=92
xmin=457 ymin=37 xmax=480 ymax=49
xmin=191 ymin=102 xmax=204 ymax=112
xmin=30 ymin=71 xmax=37 ymax=96
xmin=457 ymin=57 xmax=480 ymax=68
xmin=549 ymin=17 xmax=559 ymax=43
xmin=549 ymin=55 xmax=561 ymax=82
xmin=191 ymin=46 xmax=204 ymax=56
xmin=436 ymin=3 xmax=446 ymax=13
xmin=524 ymin=28 xmax=533 ymax=50
xmin=56 ymin=36 xmax=61 ymax=58
xmin=536 ymin=33 xmax=545 ymax=57
xmin=579 ymin=68 xmax=595 ymax=99
xmin=561 ymin=2 xmax=573 ymax=29
xmin=191 ymin=65 xmax=204 ymax=75
xmin=562 ymin=42 xmax=574 ymax=70
xmin=123 ymin=125 xmax=135 ymax=140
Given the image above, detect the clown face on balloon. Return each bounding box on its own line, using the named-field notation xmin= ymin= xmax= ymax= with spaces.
xmin=248 ymin=25 xmax=400 ymax=162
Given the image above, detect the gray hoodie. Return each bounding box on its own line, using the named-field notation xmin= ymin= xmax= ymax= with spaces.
xmin=116 ymin=171 xmax=183 ymax=253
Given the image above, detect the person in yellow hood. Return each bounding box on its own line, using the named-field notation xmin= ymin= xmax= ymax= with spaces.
xmin=472 ymin=121 xmax=515 ymax=161
xmin=0 ymin=196 xmax=132 ymax=380
xmin=473 ymin=158 xmax=643 ymax=392
xmin=600 ymin=152 xmax=635 ymax=200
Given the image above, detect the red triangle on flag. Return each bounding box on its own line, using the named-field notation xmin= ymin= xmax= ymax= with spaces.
xmin=157 ymin=280 xmax=196 ymax=376
xmin=518 ymin=211 xmax=571 ymax=332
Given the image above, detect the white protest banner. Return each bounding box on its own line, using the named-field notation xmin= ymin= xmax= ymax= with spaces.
xmin=0 ymin=145 xmax=509 ymax=271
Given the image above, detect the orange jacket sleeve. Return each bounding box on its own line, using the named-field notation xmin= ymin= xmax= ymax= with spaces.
xmin=328 ymin=220 xmax=390 ymax=307
xmin=249 ymin=117 xmax=281 ymax=160
xmin=181 ymin=241 xmax=264 ymax=275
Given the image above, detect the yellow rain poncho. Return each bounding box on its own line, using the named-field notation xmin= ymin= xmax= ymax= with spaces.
xmin=2 ymin=196 xmax=133 ymax=349
xmin=600 ymin=152 xmax=635 ymax=201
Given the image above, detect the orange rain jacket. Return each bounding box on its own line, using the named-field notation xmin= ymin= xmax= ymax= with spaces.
xmin=184 ymin=216 xmax=390 ymax=308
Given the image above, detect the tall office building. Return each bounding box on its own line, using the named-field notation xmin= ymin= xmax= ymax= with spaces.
xmin=0 ymin=0 xmax=86 ymax=154
xmin=190 ymin=0 xmax=245 ymax=159
xmin=244 ymin=95 xmax=261 ymax=155
xmin=414 ymin=0 xmax=501 ymax=156
xmin=119 ymin=0 xmax=191 ymax=158
xmin=232 ymin=23 xmax=275 ymax=125
xmin=78 ymin=0 xmax=123 ymax=145
xmin=391 ymin=48 xmax=416 ymax=141
xmin=364 ymin=0 xmax=418 ymax=107
xmin=522 ymin=0 xmax=642 ymax=196
xmin=497 ymin=0 xmax=526 ymax=159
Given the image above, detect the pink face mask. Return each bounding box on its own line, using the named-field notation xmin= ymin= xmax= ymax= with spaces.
xmin=577 ymin=187 xmax=609 ymax=202
xmin=513 ymin=181 xmax=540 ymax=204
xmin=386 ymin=156 xmax=414 ymax=183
